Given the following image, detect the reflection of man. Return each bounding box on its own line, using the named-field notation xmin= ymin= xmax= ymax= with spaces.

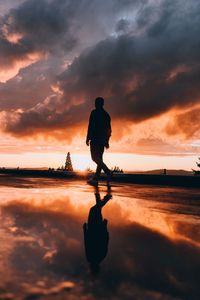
xmin=86 ymin=97 xmax=112 ymax=186
xmin=83 ymin=187 xmax=112 ymax=274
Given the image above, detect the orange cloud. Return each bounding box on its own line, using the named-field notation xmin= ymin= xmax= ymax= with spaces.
xmin=166 ymin=107 xmax=200 ymax=139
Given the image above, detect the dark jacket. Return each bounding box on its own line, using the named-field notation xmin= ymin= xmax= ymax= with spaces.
xmin=87 ymin=108 xmax=111 ymax=145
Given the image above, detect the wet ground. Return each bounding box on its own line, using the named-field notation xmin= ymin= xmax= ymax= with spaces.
xmin=0 ymin=175 xmax=200 ymax=300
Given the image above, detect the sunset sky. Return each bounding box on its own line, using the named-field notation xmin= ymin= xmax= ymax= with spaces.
xmin=0 ymin=0 xmax=200 ymax=171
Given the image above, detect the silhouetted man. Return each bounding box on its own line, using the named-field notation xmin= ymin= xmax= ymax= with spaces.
xmin=86 ymin=97 xmax=112 ymax=185
xmin=83 ymin=186 xmax=112 ymax=274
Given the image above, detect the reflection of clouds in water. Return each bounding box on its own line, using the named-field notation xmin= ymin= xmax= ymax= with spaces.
xmin=1 ymin=195 xmax=200 ymax=300
xmin=172 ymin=221 xmax=200 ymax=244
xmin=1 ymin=200 xmax=84 ymax=299
xmin=110 ymin=223 xmax=200 ymax=299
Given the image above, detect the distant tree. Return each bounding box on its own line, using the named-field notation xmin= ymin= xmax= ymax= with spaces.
xmin=193 ymin=157 xmax=200 ymax=175
xmin=111 ymin=166 xmax=123 ymax=173
xmin=48 ymin=168 xmax=54 ymax=171
xmin=196 ymin=157 xmax=200 ymax=168
xmin=65 ymin=152 xmax=73 ymax=171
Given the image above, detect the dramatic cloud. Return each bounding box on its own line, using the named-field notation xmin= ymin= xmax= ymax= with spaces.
xmin=166 ymin=107 xmax=200 ymax=139
xmin=0 ymin=59 xmax=57 ymax=110
xmin=0 ymin=0 xmax=200 ymax=145
xmin=0 ymin=0 xmax=79 ymax=81
xmin=57 ymin=0 xmax=200 ymax=123
xmin=0 ymin=0 xmax=141 ymax=80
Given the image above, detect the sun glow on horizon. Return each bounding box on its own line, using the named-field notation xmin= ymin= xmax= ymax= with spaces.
xmin=0 ymin=151 xmax=198 ymax=172
xmin=71 ymin=154 xmax=93 ymax=171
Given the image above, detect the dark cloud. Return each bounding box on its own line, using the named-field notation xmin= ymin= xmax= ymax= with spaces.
xmin=0 ymin=0 xmax=24 ymax=14
xmin=0 ymin=0 xmax=145 ymax=138
xmin=0 ymin=0 xmax=142 ymax=72
xmin=115 ymin=19 xmax=130 ymax=34
xmin=56 ymin=0 xmax=200 ymax=123
xmin=0 ymin=0 xmax=78 ymax=71
xmin=0 ymin=59 xmax=57 ymax=110
xmin=1 ymin=0 xmax=200 ymax=140
xmin=2 ymin=101 xmax=86 ymax=138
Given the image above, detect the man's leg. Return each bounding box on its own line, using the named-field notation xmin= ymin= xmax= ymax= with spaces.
xmin=91 ymin=143 xmax=111 ymax=179
xmin=90 ymin=143 xmax=102 ymax=180
xmin=94 ymin=165 xmax=102 ymax=180
xmin=97 ymin=145 xmax=110 ymax=176
xmin=94 ymin=145 xmax=113 ymax=184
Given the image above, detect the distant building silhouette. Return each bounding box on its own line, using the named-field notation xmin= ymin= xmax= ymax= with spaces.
xmin=65 ymin=152 xmax=73 ymax=171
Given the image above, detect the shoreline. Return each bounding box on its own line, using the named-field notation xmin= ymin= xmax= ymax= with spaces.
xmin=0 ymin=168 xmax=200 ymax=188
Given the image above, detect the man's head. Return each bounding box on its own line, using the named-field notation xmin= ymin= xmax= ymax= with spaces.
xmin=95 ymin=97 xmax=104 ymax=109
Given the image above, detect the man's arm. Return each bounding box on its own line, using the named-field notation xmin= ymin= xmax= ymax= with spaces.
xmin=105 ymin=114 xmax=111 ymax=148
xmin=86 ymin=112 xmax=94 ymax=146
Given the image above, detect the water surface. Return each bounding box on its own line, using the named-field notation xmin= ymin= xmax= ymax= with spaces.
xmin=0 ymin=175 xmax=199 ymax=300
